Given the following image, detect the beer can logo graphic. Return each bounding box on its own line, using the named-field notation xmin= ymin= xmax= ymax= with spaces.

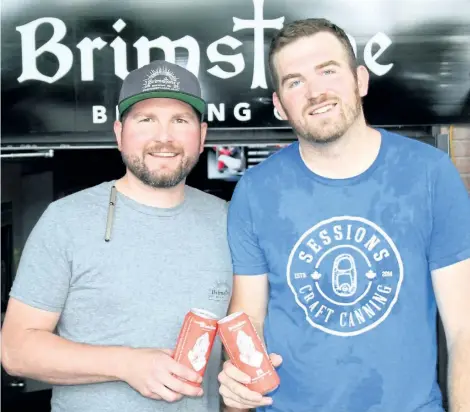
xmin=237 ymin=330 xmax=263 ymax=368
xmin=188 ymin=332 xmax=210 ymax=371
xmin=218 ymin=312 xmax=280 ymax=394
xmin=173 ymin=308 xmax=219 ymax=386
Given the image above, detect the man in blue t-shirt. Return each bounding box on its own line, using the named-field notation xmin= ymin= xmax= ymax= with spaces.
xmin=218 ymin=18 xmax=470 ymax=412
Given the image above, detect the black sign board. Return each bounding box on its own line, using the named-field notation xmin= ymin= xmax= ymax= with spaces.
xmin=1 ymin=0 xmax=469 ymax=146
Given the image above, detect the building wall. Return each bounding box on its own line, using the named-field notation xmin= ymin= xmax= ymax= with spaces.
xmin=451 ymin=125 xmax=470 ymax=192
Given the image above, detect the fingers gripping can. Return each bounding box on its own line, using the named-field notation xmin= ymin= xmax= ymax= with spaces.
xmin=173 ymin=308 xmax=219 ymax=386
xmin=218 ymin=312 xmax=280 ymax=394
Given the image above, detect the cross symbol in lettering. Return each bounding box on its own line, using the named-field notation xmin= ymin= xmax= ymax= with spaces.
xmin=233 ymin=0 xmax=284 ymax=89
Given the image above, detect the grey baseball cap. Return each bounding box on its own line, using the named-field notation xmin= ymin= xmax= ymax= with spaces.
xmin=118 ymin=60 xmax=206 ymax=118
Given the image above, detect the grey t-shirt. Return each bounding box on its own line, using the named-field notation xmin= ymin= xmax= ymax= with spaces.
xmin=10 ymin=181 xmax=233 ymax=412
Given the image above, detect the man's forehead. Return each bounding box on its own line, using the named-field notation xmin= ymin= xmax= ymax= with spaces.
xmin=274 ymin=33 xmax=347 ymax=71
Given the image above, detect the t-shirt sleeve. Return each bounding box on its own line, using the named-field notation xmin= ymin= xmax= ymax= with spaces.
xmin=10 ymin=203 xmax=72 ymax=312
xmin=428 ymin=155 xmax=470 ymax=271
xmin=227 ymin=175 xmax=269 ymax=275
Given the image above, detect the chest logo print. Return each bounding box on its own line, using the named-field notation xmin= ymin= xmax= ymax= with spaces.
xmin=287 ymin=216 xmax=403 ymax=337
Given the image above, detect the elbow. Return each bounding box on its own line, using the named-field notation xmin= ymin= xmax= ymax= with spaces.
xmin=2 ymin=354 xmax=20 ymax=378
xmin=2 ymin=341 xmax=26 ymax=377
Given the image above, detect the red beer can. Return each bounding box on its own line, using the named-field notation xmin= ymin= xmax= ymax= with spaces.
xmin=218 ymin=311 xmax=280 ymax=394
xmin=173 ymin=308 xmax=219 ymax=386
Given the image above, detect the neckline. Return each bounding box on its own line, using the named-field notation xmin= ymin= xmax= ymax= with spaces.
xmin=106 ymin=180 xmax=188 ymax=217
xmin=294 ymin=128 xmax=388 ymax=187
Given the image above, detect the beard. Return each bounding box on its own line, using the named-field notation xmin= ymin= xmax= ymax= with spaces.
xmin=121 ymin=144 xmax=200 ymax=189
xmin=283 ymin=85 xmax=362 ymax=145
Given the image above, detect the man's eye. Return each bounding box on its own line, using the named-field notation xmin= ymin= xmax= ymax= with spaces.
xmin=174 ymin=118 xmax=188 ymax=124
xmin=288 ymin=80 xmax=302 ymax=88
xmin=139 ymin=117 xmax=152 ymax=123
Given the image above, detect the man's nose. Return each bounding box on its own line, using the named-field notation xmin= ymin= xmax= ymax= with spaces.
xmin=305 ymin=80 xmax=325 ymax=101
xmin=152 ymin=124 xmax=172 ymax=143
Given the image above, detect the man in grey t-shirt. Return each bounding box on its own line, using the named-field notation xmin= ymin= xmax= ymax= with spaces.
xmin=2 ymin=60 xmax=233 ymax=412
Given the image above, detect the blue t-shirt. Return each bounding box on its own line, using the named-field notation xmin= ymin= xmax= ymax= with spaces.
xmin=227 ymin=129 xmax=470 ymax=412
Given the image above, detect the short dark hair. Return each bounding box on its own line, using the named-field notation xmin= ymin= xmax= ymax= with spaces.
xmin=120 ymin=103 xmax=202 ymax=124
xmin=268 ymin=18 xmax=357 ymax=91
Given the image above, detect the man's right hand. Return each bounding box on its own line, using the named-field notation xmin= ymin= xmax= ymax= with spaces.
xmin=218 ymin=353 xmax=282 ymax=410
xmin=120 ymin=348 xmax=204 ymax=402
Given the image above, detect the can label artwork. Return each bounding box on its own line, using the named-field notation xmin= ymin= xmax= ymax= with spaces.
xmin=218 ymin=311 xmax=280 ymax=394
xmin=173 ymin=308 xmax=219 ymax=386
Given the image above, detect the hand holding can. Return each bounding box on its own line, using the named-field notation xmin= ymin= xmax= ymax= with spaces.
xmin=173 ymin=309 xmax=219 ymax=386
xmin=217 ymin=311 xmax=280 ymax=394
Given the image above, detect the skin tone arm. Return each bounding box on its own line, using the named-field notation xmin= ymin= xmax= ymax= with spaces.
xmin=432 ymin=258 xmax=470 ymax=412
xmin=229 ymin=275 xmax=269 ymax=340
xmin=1 ymin=298 xmax=203 ymax=403
xmin=219 ymin=275 xmax=282 ymax=411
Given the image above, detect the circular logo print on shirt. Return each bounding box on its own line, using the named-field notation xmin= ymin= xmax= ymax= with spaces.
xmin=208 ymin=281 xmax=231 ymax=302
xmin=286 ymin=216 xmax=404 ymax=337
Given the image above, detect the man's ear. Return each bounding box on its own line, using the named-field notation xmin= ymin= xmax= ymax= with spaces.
xmin=199 ymin=121 xmax=208 ymax=153
xmin=356 ymin=65 xmax=370 ymax=98
xmin=114 ymin=120 xmax=123 ymax=151
xmin=273 ymin=91 xmax=288 ymax=120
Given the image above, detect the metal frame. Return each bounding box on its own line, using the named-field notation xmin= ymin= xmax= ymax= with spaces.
xmin=0 ymin=150 xmax=55 ymax=159
xmin=0 ymin=125 xmax=440 ymax=153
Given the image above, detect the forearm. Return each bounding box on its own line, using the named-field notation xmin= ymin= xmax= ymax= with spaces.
xmin=227 ymin=305 xmax=265 ymax=344
xmin=448 ymin=334 xmax=470 ymax=412
xmin=250 ymin=318 xmax=265 ymax=344
xmin=4 ymin=329 xmax=132 ymax=385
